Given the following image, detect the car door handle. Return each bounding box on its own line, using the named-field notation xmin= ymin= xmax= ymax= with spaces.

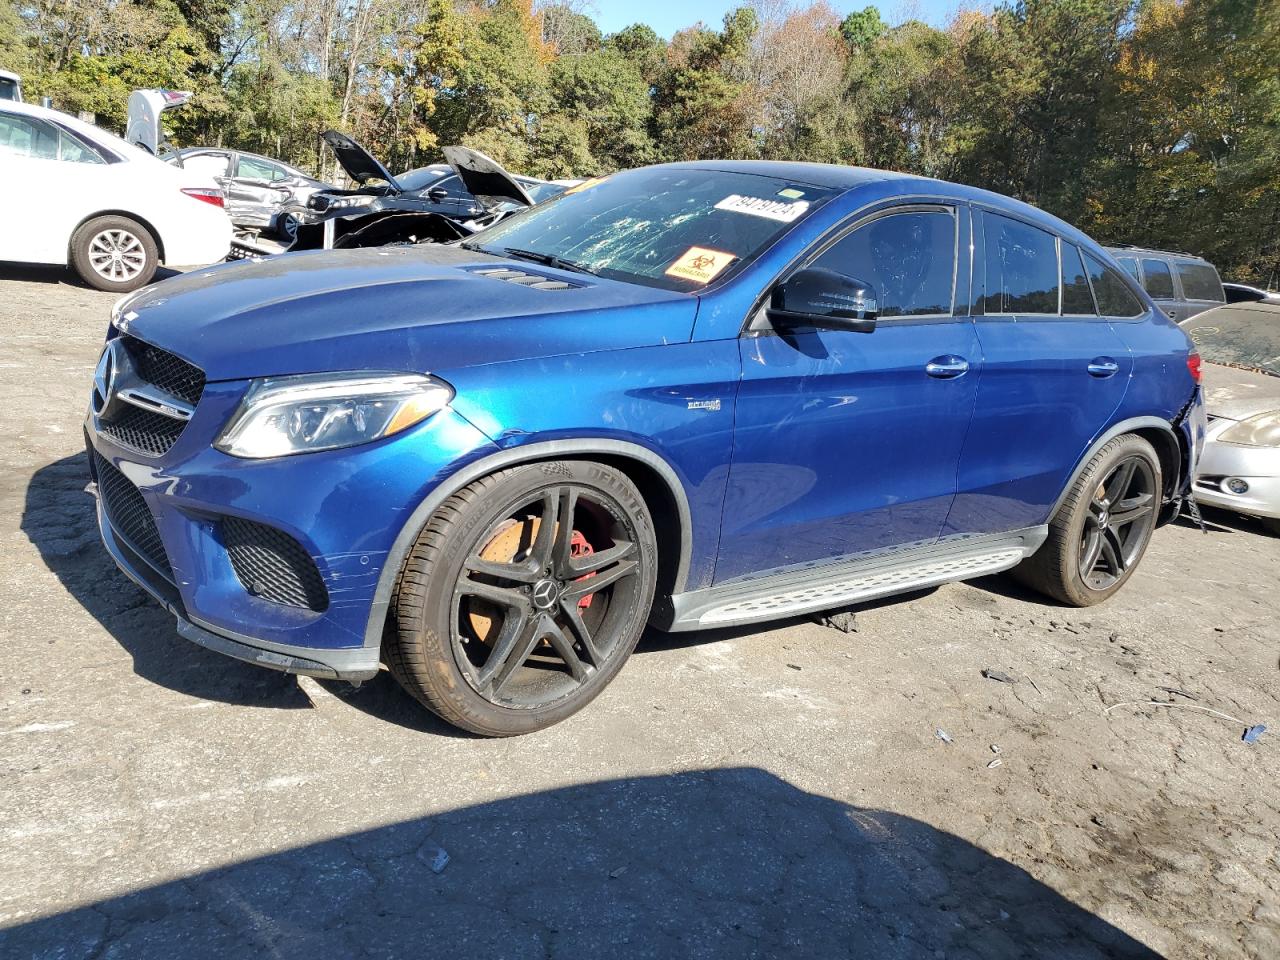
xmin=925 ymin=356 xmax=969 ymax=379
xmin=1088 ymin=358 xmax=1120 ymax=378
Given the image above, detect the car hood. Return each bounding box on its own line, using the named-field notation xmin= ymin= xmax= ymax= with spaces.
xmin=1202 ymin=363 xmax=1280 ymax=421
xmin=442 ymin=146 xmax=534 ymax=210
xmin=118 ymin=245 xmax=696 ymax=382
xmin=321 ymin=131 xmax=402 ymax=192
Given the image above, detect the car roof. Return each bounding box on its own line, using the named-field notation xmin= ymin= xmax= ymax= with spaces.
xmin=0 ymin=70 xmax=19 ymax=81
xmin=1103 ymin=245 xmax=1212 ymax=263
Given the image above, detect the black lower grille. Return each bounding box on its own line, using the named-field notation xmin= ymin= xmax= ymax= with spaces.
xmin=100 ymin=405 xmax=187 ymax=457
xmin=223 ymin=518 xmax=329 ymax=612
xmin=94 ymin=451 xmax=171 ymax=577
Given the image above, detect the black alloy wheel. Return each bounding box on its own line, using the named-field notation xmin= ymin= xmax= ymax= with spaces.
xmin=1077 ymin=455 xmax=1158 ymax=590
xmin=385 ymin=461 xmax=657 ymax=736
xmin=452 ymin=483 xmax=643 ymax=707
xmin=1014 ymin=433 xmax=1162 ymax=606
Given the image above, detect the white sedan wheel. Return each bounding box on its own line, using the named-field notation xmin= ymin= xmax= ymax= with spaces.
xmin=87 ymin=229 xmax=147 ymax=284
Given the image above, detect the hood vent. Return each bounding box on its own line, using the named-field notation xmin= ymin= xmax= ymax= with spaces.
xmin=469 ymin=266 xmax=580 ymax=291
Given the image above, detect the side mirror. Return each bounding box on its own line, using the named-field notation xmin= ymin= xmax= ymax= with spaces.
xmin=427 ymin=186 xmax=449 ymax=202
xmin=767 ymin=267 xmax=878 ymax=333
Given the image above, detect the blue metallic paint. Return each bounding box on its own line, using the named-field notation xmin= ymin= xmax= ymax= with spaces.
xmin=86 ymin=161 xmax=1202 ymax=674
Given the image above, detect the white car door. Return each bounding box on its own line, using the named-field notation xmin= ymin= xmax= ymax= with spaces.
xmin=0 ymin=111 xmax=116 ymax=264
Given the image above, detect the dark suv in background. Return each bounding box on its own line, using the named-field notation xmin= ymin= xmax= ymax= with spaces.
xmin=1105 ymin=246 xmax=1225 ymax=322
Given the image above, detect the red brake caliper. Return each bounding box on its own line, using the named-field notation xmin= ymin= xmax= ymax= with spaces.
xmin=570 ymin=530 xmax=595 ymax=610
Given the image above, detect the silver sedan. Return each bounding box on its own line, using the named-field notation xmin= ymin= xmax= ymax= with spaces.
xmin=1182 ymin=301 xmax=1280 ymax=535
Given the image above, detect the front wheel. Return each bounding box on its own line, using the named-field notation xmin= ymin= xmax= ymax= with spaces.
xmin=1014 ymin=434 xmax=1162 ymax=606
xmin=70 ymin=215 xmax=159 ymax=292
xmin=384 ymin=461 xmax=658 ymax=736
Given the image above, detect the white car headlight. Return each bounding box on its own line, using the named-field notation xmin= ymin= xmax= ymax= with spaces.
xmin=1217 ymin=410 xmax=1280 ymax=447
xmin=215 ymin=373 xmax=453 ymax=459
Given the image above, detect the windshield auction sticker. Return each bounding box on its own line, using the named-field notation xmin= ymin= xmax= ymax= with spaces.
xmin=715 ymin=194 xmax=810 ymax=222
xmin=665 ymin=247 xmax=737 ymax=284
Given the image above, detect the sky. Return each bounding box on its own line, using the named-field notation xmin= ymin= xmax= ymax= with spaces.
xmin=592 ymin=0 xmax=972 ymax=39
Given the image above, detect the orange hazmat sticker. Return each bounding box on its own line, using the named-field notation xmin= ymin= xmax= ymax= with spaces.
xmin=664 ymin=246 xmax=737 ymax=284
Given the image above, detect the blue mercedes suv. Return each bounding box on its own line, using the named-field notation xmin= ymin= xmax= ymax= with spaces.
xmin=86 ymin=161 xmax=1205 ymax=735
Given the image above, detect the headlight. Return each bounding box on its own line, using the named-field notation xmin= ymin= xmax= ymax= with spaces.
xmin=1217 ymin=411 xmax=1280 ymax=447
xmin=215 ymin=373 xmax=453 ymax=459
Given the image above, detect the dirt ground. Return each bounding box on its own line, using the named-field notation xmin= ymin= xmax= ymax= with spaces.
xmin=1 ymin=262 xmax=1278 ymax=959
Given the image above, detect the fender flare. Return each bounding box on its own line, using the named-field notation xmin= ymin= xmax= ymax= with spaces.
xmin=360 ymin=439 xmax=694 ymax=649
xmin=1047 ymin=415 xmax=1181 ymax=520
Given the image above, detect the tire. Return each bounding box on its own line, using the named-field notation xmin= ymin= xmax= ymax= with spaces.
xmin=70 ymin=215 xmax=159 ymax=292
xmin=1014 ymin=434 xmax=1162 ymax=606
xmin=384 ymin=461 xmax=658 ymax=736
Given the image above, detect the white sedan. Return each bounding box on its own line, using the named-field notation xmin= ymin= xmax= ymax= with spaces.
xmin=0 ymin=100 xmax=231 ymax=291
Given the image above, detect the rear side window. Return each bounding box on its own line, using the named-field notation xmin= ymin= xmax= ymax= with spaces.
xmin=1141 ymin=258 xmax=1175 ymax=299
xmin=1176 ymin=261 xmax=1224 ymax=302
xmin=182 ymin=152 xmax=231 ymax=178
xmin=1116 ymin=257 xmax=1139 ymax=280
xmin=1084 ymin=253 xmax=1145 ymax=317
xmin=1061 ymin=245 xmax=1098 ymax=315
xmin=982 ymin=213 xmax=1059 ymax=314
xmin=812 ymin=209 xmax=956 ymax=318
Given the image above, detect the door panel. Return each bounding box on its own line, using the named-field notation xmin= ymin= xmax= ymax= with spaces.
xmin=946 ymin=215 xmax=1132 ymax=535
xmin=717 ymin=205 xmax=979 ymax=584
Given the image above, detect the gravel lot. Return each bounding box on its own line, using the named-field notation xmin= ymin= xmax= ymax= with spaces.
xmin=1 ymin=263 xmax=1278 ymax=959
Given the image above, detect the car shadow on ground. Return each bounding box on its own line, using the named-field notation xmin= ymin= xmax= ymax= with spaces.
xmin=22 ymin=453 xmax=311 ymax=711
xmin=0 ymin=768 xmax=1160 ymax=959
xmin=0 ymin=262 xmax=183 ymax=287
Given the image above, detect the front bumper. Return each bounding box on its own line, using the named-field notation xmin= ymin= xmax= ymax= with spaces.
xmin=1192 ymin=429 xmax=1280 ymax=520
xmin=86 ymin=384 xmax=497 ymax=680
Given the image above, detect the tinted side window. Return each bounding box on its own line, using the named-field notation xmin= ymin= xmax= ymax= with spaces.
xmin=1176 ymin=262 xmax=1224 ymax=302
xmin=812 ymin=210 xmax=956 ymax=318
xmin=0 ymin=113 xmax=57 ymax=159
xmin=182 ymin=152 xmax=231 ymax=178
xmin=1061 ymin=244 xmax=1097 ymax=315
xmin=1084 ymin=253 xmax=1145 ymax=317
xmin=237 ymin=155 xmax=279 ymax=180
xmin=1141 ymin=258 xmax=1175 ymax=299
xmin=982 ymin=213 xmax=1059 ymax=314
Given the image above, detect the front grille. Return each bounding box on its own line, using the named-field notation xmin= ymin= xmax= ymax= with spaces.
xmin=93 ymin=451 xmax=171 ymax=577
xmin=97 ymin=336 xmax=206 ymax=458
xmin=121 ymin=336 xmax=205 ymax=407
xmin=100 ymin=406 xmax=187 ymax=457
xmin=223 ymin=518 xmax=329 ymax=612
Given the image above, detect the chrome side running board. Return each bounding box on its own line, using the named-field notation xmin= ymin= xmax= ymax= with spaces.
xmin=656 ymin=527 xmax=1047 ymax=632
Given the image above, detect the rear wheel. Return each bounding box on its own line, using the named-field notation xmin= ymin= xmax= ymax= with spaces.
xmin=384 ymin=461 xmax=657 ymax=736
xmin=1014 ymin=434 xmax=1162 ymax=606
xmin=70 ymin=215 xmax=158 ymax=292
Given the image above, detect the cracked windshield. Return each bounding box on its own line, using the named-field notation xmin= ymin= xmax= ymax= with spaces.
xmin=466 ymin=167 xmax=835 ymax=291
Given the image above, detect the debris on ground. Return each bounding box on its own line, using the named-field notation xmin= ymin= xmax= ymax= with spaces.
xmin=813 ymin=610 xmax=858 ymax=633
xmin=990 ymin=744 xmax=1002 ymax=754
xmin=786 ymin=663 xmax=802 ymax=671
xmin=418 ymin=845 xmax=450 ymax=874
xmin=987 ymin=758 xmax=1003 ymax=769
xmin=609 ymin=866 xmax=628 ymax=879
xmin=1243 ymin=724 xmax=1267 ymax=744
xmin=935 ymin=728 xmax=954 ymax=744
xmin=1158 ymin=686 xmax=1200 ymax=701
xmin=982 ymin=668 xmax=1017 ymax=684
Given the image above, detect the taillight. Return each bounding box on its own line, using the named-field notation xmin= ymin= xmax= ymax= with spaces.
xmin=1187 ymin=351 xmax=1202 ymax=384
xmin=182 ymin=187 xmax=225 ymax=208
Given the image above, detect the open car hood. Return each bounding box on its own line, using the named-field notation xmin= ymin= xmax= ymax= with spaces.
xmin=321 ymin=130 xmax=402 ymax=192
xmin=443 ymin=146 xmax=534 ymax=210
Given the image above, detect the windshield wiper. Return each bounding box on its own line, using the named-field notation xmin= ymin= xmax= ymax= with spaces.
xmin=501 ymin=247 xmax=597 ymax=276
